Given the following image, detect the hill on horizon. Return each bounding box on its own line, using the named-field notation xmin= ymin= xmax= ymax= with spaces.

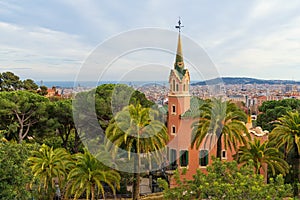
xmin=191 ymin=77 xmax=300 ymax=86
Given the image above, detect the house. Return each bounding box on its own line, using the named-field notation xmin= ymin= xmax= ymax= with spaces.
xmin=165 ymin=22 xmax=268 ymax=185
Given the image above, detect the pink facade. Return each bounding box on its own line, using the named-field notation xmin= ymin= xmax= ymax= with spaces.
xmin=166 ymin=30 xmax=268 ymax=184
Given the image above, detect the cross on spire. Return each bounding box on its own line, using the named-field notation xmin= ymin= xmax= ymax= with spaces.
xmin=175 ymin=17 xmax=184 ymax=32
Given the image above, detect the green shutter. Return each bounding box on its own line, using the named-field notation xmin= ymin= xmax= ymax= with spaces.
xmin=186 ymin=150 xmax=189 ymax=166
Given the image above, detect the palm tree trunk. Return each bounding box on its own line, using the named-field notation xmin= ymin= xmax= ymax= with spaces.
xmin=91 ymin=184 xmax=95 ymax=200
xmin=216 ymin=136 xmax=222 ymax=159
xmin=133 ymin=171 xmax=140 ymax=200
xmin=293 ymin=144 xmax=300 ymax=198
xmin=133 ymin=138 xmax=141 ymax=200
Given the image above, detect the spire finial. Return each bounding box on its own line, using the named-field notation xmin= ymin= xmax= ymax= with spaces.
xmin=174 ymin=17 xmax=184 ymax=73
xmin=175 ymin=17 xmax=184 ymax=32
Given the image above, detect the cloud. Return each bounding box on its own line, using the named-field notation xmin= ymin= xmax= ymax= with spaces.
xmin=0 ymin=0 xmax=300 ymax=81
xmin=0 ymin=21 xmax=92 ymax=80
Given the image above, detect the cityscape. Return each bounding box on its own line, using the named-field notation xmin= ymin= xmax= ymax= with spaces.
xmin=1 ymin=1 xmax=300 ymax=200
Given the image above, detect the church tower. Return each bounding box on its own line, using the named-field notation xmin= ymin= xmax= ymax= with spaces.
xmin=168 ymin=20 xmax=191 ymax=136
xmin=167 ymin=20 xmax=192 ymax=171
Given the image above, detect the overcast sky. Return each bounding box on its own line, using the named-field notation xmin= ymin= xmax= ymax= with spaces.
xmin=0 ymin=0 xmax=300 ymax=81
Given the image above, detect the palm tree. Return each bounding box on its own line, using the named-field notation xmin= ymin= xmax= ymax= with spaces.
xmin=28 ymin=144 xmax=72 ymax=199
xmin=235 ymin=138 xmax=289 ymax=176
xmin=192 ymin=98 xmax=250 ymax=158
xmin=65 ymin=148 xmax=120 ymax=200
xmin=105 ymin=104 xmax=169 ymax=200
xmin=270 ymin=111 xmax=300 ymax=197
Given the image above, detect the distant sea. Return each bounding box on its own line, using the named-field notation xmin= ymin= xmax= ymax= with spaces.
xmin=40 ymin=81 xmax=178 ymax=88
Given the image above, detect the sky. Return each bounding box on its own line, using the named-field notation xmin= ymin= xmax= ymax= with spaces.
xmin=0 ymin=0 xmax=300 ymax=82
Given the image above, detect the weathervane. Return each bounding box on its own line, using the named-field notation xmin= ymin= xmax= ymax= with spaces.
xmin=175 ymin=17 xmax=184 ymax=32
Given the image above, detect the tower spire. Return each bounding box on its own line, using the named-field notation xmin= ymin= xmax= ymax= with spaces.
xmin=174 ymin=18 xmax=184 ymax=73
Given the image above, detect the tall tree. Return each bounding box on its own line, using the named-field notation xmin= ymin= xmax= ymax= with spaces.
xmin=0 ymin=91 xmax=49 ymax=143
xmin=65 ymin=149 xmax=120 ymax=200
xmin=270 ymin=111 xmax=300 ymax=197
xmin=94 ymin=84 xmax=154 ymax=130
xmin=0 ymin=142 xmax=35 ymax=199
xmin=37 ymin=85 xmax=48 ymax=96
xmin=235 ymin=138 xmax=289 ymax=176
xmin=257 ymin=99 xmax=300 ymax=131
xmin=48 ymin=99 xmax=76 ymax=150
xmin=22 ymin=79 xmax=38 ymax=91
xmin=192 ymin=98 xmax=249 ymax=158
xmin=0 ymin=71 xmax=22 ymax=91
xmin=106 ymin=104 xmax=168 ymax=200
xmin=28 ymin=144 xmax=72 ymax=199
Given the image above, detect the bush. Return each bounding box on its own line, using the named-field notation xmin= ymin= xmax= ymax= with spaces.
xmin=158 ymin=158 xmax=292 ymax=200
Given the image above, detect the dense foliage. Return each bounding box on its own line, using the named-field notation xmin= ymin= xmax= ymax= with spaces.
xmin=270 ymin=111 xmax=300 ymax=197
xmin=0 ymin=91 xmax=49 ymax=143
xmin=0 ymin=141 xmax=38 ymax=199
xmin=106 ymin=104 xmax=168 ymax=200
xmin=257 ymin=99 xmax=300 ymax=131
xmin=192 ymin=98 xmax=249 ymax=158
xmin=158 ymin=158 xmax=292 ymax=200
xmin=0 ymin=71 xmax=38 ymax=91
xmin=235 ymin=138 xmax=289 ymax=176
xmin=1 ymin=72 xmax=300 ymax=198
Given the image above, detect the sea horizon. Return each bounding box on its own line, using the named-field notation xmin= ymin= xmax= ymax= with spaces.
xmin=39 ymin=77 xmax=300 ymax=88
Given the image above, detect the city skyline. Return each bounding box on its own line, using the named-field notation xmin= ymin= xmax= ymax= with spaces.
xmin=1 ymin=1 xmax=300 ymax=81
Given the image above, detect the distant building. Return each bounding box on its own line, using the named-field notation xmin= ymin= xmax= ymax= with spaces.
xmin=46 ymin=86 xmax=61 ymax=98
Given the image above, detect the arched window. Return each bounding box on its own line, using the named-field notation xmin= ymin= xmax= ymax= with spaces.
xmin=172 ymin=80 xmax=175 ymax=91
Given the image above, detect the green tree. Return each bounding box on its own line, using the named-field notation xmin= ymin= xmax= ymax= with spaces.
xmin=192 ymin=99 xmax=249 ymax=158
xmin=72 ymin=84 xmax=155 ymax=147
xmin=0 ymin=71 xmax=22 ymax=91
xmin=37 ymin=85 xmax=48 ymax=96
xmin=270 ymin=111 xmax=300 ymax=197
xmin=47 ymin=99 xmax=78 ymax=151
xmin=257 ymin=99 xmax=300 ymax=131
xmin=0 ymin=142 xmax=37 ymax=199
xmin=22 ymin=79 xmax=38 ymax=91
xmin=95 ymin=84 xmax=154 ymax=130
xmin=235 ymin=138 xmax=289 ymax=176
xmin=106 ymin=104 xmax=168 ymax=200
xmin=65 ymin=149 xmax=120 ymax=200
xmin=28 ymin=144 xmax=72 ymax=199
xmin=158 ymin=158 xmax=292 ymax=200
xmin=0 ymin=91 xmax=49 ymax=143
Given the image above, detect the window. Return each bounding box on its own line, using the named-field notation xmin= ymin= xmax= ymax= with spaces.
xmin=180 ymin=150 xmax=189 ymax=167
xmin=172 ymin=105 xmax=176 ymax=113
xmin=186 ymin=80 xmax=189 ymax=91
xmin=170 ymin=149 xmax=177 ymax=169
xmin=172 ymin=80 xmax=175 ymax=91
xmin=199 ymin=150 xmax=209 ymax=167
xmin=176 ymin=84 xmax=179 ymax=91
xmin=222 ymin=150 xmax=227 ymax=159
xmin=183 ymin=84 xmax=186 ymax=91
xmin=172 ymin=125 xmax=176 ymax=134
